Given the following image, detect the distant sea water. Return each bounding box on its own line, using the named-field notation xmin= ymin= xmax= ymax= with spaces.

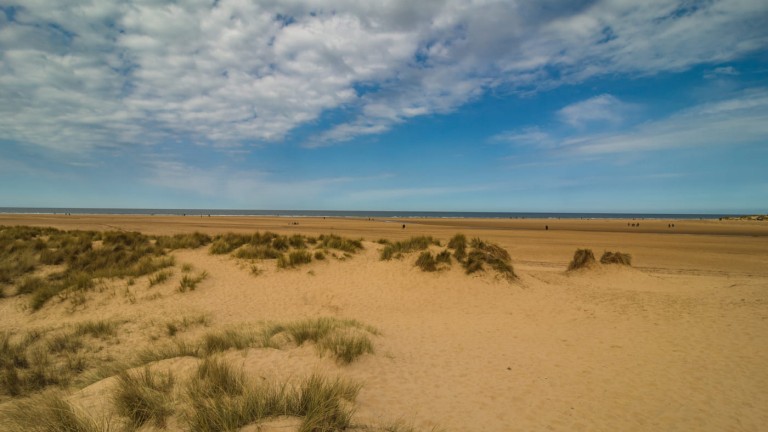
xmin=0 ymin=208 xmax=732 ymax=220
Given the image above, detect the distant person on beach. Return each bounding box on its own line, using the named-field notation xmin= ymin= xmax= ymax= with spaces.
xmin=545 ymin=225 xmax=548 ymax=230
xmin=402 ymin=224 xmax=406 ymax=229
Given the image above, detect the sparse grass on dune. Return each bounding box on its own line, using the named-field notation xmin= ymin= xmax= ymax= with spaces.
xmin=74 ymin=320 xmax=119 ymax=339
xmin=155 ymin=232 xmax=212 ymax=250
xmin=148 ymin=269 xmax=173 ymax=287
xmin=202 ymin=329 xmax=256 ymax=354
xmin=0 ymin=391 xmax=115 ymax=432
xmin=179 ymin=271 xmax=209 ymax=292
xmin=317 ymin=331 xmax=375 ymax=365
xmin=440 ymin=234 xmax=516 ymax=280
xmin=184 ymin=359 xmax=360 ymax=432
xmin=113 ymin=367 xmax=174 ymax=428
xmin=600 ymin=250 xmax=632 ymax=265
xmin=0 ymin=226 xmax=199 ymax=310
xmin=568 ymin=248 xmax=597 ymax=271
xmin=209 ymin=233 xmax=250 ymax=255
xmin=317 ymin=234 xmax=363 ymax=253
xmin=278 ymin=250 xmax=314 ymax=269
xmin=234 ymin=244 xmax=281 ymax=260
xmin=415 ymin=251 xmax=438 ymax=272
xmin=380 ymin=236 xmax=439 ymax=260
xmin=1 ymin=321 xmax=122 ymax=397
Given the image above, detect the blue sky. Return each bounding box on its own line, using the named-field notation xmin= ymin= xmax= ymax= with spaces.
xmin=1 ymin=1 xmax=767 ymax=213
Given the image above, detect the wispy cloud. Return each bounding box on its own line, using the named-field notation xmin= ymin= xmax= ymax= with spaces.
xmin=491 ymin=127 xmax=555 ymax=148
xmin=1 ymin=0 xmax=766 ymax=152
xmin=563 ymin=88 xmax=768 ymax=154
xmin=557 ymin=94 xmax=633 ymax=128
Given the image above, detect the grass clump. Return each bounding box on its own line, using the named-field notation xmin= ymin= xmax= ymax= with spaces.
xmin=0 ymin=391 xmax=114 ymax=432
xmin=449 ymin=238 xmax=516 ymax=280
xmin=193 ymin=357 xmax=246 ymax=396
xmin=447 ymin=234 xmax=467 ymax=261
xmin=155 ymin=232 xmax=211 ymax=250
xmin=16 ymin=276 xmax=47 ymax=295
xmin=600 ymin=251 xmax=632 ymax=265
xmin=277 ymin=250 xmax=313 ymax=269
xmin=184 ymin=361 xmax=359 ymax=432
xmin=415 ymin=251 xmax=437 ymax=272
xmin=209 ymin=233 xmax=250 ymax=255
xmin=202 ymin=329 xmax=255 ymax=354
xmin=264 ymin=317 xmax=378 ymax=364
xmin=178 ymin=271 xmax=208 ymax=292
xmin=148 ymin=269 xmax=173 ymax=287
xmin=318 ymin=234 xmax=363 ymax=253
xmin=317 ymin=332 xmax=375 ymax=365
xmin=567 ymin=248 xmax=597 ymax=271
xmin=74 ymin=320 xmax=118 ymax=339
xmin=166 ymin=314 xmax=211 ymax=337
xmin=380 ymin=236 xmax=438 ymax=260
xmin=113 ymin=367 xmax=174 ymax=428
xmin=234 ymin=244 xmax=281 ymax=260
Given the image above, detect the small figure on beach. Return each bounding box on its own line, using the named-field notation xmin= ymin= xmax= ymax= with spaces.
xmin=402 ymin=224 xmax=406 ymax=229
xmin=545 ymin=225 xmax=548 ymax=230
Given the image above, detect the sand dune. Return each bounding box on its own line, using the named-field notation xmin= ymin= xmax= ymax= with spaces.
xmin=1 ymin=215 xmax=766 ymax=431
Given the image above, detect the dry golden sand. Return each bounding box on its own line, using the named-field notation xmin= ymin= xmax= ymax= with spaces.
xmin=1 ymin=214 xmax=767 ymax=431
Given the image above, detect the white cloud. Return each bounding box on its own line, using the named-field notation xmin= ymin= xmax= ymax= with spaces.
xmin=1 ymin=0 xmax=766 ymax=151
xmin=561 ymin=88 xmax=768 ymax=154
xmin=491 ymin=127 xmax=555 ymax=147
xmin=557 ymin=94 xmax=630 ymax=127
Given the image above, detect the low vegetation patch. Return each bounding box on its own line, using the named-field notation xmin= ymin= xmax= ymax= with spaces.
xmin=113 ymin=367 xmax=175 ymax=428
xmin=148 ymin=269 xmax=173 ymax=287
xmin=155 ymin=232 xmax=212 ymax=250
xmin=0 ymin=391 xmax=114 ymax=432
xmin=0 ymin=226 xmax=221 ymax=310
xmin=277 ymin=250 xmax=313 ymax=269
xmin=568 ymin=248 xmax=597 ymax=271
xmin=380 ymin=236 xmax=439 ymax=260
xmin=179 ymin=271 xmax=208 ymax=292
xmin=600 ymin=251 xmax=632 ymax=265
xmin=415 ymin=251 xmax=438 ymax=272
xmin=184 ymin=361 xmax=360 ymax=432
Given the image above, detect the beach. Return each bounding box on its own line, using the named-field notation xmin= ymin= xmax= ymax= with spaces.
xmin=1 ymin=214 xmax=767 ymax=431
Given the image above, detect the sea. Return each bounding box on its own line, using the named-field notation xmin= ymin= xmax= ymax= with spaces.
xmin=0 ymin=208 xmax=732 ymax=220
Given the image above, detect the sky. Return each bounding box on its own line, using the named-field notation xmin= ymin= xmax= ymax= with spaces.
xmin=1 ymin=0 xmax=767 ymax=214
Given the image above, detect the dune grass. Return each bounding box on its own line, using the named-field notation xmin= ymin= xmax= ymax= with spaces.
xmin=202 ymin=329 xmax=256 ymax=354
xmin=184 ymin=360 xmax=360 ymax=432
xmin=380 ymin=236 xmax=439 ymax=260
xmin=234 ymin=244 xmax=281 ymax=259
xmin=317 ymin=331 xmax=375 ymax=365
xmin=179 ymin=271 xmax=209 ymax=292
xmin=0 ymin=391 xmax=115 ymax=432
xmin=148 ymin=269 xmax=173 ymax=287
xmin=439 ymin=236 xmax=517 ymax=280
xmin=568 ymin=248 xmax=597 ymax=271
xmin=155 ymin=232 xmax=212 ymax=250
xmin=447 ymin=234 xmax=467 ymax=262
xmin=113 ymin=367 xmax=174 ymax=428
xmin=209 ymin=233 xmax=250 ymax=255
xmin=600 ymin=250 xmax=632 ymax=265
xmin=74 ymin=320 xmax=119 ymax=339
xmin=166 ymin=314 xmax=211 ymax=336
xmin=277 ymin=250 xmax=313 ymax=269
xmin=415 ymin=251 xmax=438 ymax=272
xmin=317 ymin=234 xmax=363 ymax=253
xmin=0 ymin=226 xmax=196 ymax=310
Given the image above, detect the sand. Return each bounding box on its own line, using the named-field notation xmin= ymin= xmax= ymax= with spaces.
xmin=1 ymin=214 xmax=767 ymax=431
